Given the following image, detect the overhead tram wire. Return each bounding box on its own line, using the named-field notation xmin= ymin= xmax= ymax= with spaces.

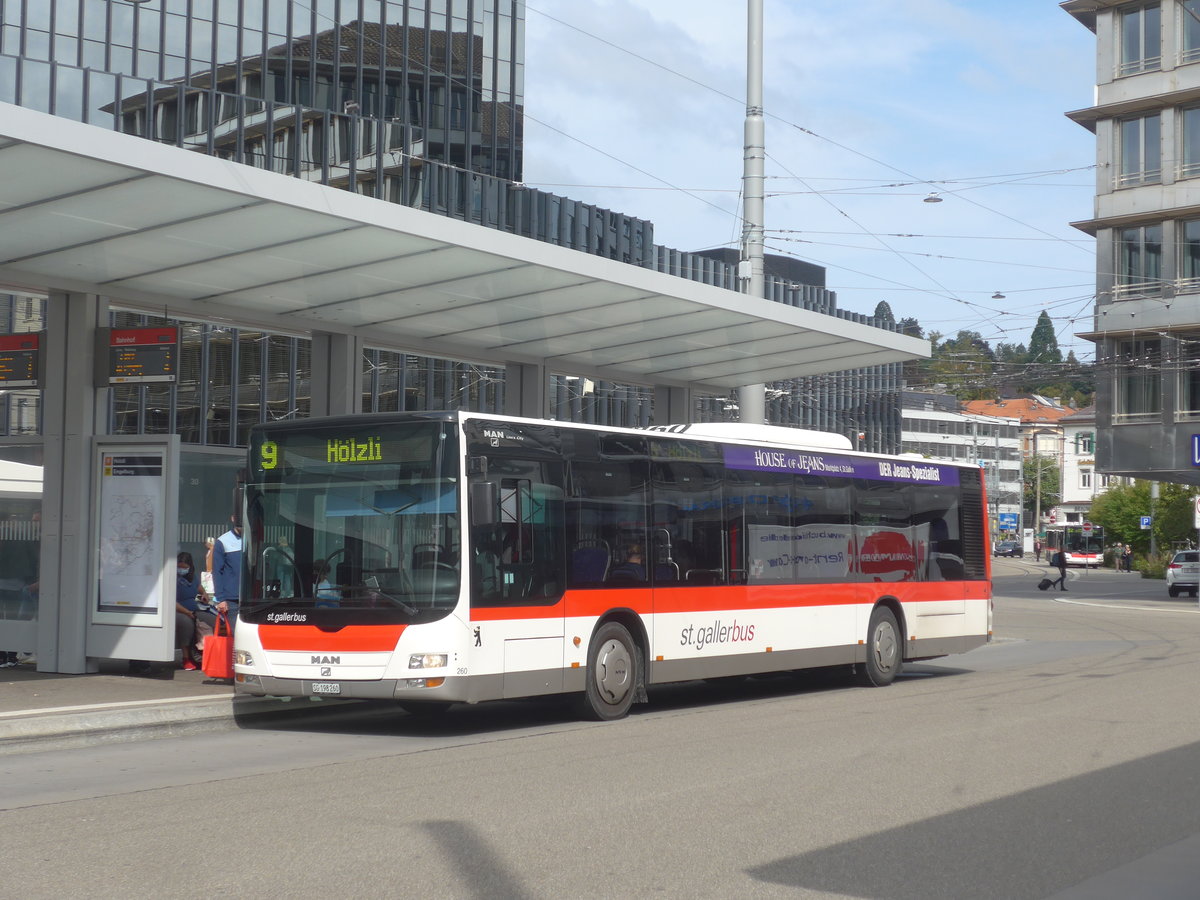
xmin=328 ymin=1 xmax=1094 ymax=352
xmin=526 ymin=2 xmax=1095 ymax=264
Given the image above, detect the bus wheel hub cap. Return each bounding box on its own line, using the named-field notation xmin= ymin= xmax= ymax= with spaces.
xmin=597 ymin=639 xmax=631 ymax=702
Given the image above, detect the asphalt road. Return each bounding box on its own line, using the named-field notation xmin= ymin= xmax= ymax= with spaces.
xmin=4 ymin=561 xmax=1200 ymax=899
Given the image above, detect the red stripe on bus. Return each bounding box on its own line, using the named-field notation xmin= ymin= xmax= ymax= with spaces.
xmin=470 ymin=582 xmax=986 ymax=621
xmin=257 ymin=624 xmax=406 ymax=651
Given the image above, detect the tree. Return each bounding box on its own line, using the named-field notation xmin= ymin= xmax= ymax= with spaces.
xmin=925 ymin=330 xmax=995 ymax=399
xmin=1027 ymin=311 xmax=1062 ymax=366
xmin=1088 ymin=481 xmax=1150 ymax=550
xmin=1088 ymin=480 xmax=1197 ymax=553
xmin=1023 ymin=456 xmax=1060 ymax=527
xmin=873 ymin=301 xmax=896 ymax=327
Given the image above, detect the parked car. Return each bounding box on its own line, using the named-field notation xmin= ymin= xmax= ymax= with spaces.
xmin=993 ymin=540 xmax=1023 ymax=558
xmin=1166 ymin=550 xmax=1199 ymax=597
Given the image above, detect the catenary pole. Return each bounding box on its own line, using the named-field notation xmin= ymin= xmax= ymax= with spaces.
xmin=738 ymin=0 xmax=766 ymax=425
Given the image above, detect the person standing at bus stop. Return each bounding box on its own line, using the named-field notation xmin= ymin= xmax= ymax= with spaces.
xmin=212 ymin=517 xmax=243 ymax=630
xmin=1049 ymin=550 xmax=1068 ymax=591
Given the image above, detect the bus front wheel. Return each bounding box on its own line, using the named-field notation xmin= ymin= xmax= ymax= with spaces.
xmin=858 ymin=606 xmax=901 ymax=687
xmin=578 ymin=622 xmax=639 ymax=721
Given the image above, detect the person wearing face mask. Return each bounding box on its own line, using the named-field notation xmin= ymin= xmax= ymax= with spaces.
xmin=175 ymin=551 xmax=214 ymax=670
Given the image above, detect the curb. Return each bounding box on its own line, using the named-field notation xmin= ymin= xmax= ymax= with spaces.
xmin=0 ymin=694 xmax=357 ymax=756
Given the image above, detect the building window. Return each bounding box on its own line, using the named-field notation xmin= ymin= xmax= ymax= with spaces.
xmin=1181 ymin=109 xmax=1200 ymax=180
xmin=1080 ymin=468 xmax=1093 ymax=489
xmin=1112 ymin=337 xmax=1162 ymax=420
xmin=1118 ymin=3 xmax=1162 ymax=76
xmin=1183 ymin=0 xmax=1200 ymax=63
xmin=1177 ymin=333 xmax=1200 ymax=417
xmin=1180 ymin=219 xmax=1200 ymax=288
xmin=1115 ymin=224 xmax=1163 ymax=296
xmin=1075 ymin=432 xmax=1095 ymax=453
xmin=1118 ymin=113 xmax=1161 ymax=185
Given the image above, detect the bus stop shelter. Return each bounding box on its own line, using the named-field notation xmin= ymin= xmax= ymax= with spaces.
xmin=0 ymin=103 xmax=928 ymax=672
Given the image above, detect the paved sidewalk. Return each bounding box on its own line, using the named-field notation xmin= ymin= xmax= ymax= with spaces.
xmin=0 ymin=659 xmax=324 ymax=755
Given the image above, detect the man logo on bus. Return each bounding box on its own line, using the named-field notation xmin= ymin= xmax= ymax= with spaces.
xmin=311 ymin=655 xmax=341 ymax=665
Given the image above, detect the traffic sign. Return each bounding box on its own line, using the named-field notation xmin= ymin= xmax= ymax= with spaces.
xmin=1082 ymin=521 xmax=1093 ymax=534
xmin=1140 ymin=515 xmax=1152 ymax=530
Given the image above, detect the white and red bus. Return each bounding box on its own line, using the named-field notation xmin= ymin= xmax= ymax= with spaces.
xmin=233 ymin=412 xmax=992 ymax=719
xmin=1044 ymin=524 xmax=1105 ymax=567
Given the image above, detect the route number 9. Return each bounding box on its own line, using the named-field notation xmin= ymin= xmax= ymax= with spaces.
xmin=260 ymin=440 xmax=278 ymax=470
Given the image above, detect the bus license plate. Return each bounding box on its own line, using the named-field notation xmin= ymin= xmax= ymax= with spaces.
xmin=311 ymin=682 xmax=341 ymax=695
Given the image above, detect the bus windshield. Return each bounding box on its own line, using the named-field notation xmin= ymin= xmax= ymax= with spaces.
xmin=241 ymin=419 xmax=460 ymax=624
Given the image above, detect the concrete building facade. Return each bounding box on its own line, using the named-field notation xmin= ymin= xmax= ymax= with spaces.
xmin=1064 ymin=0 xmax=1200 ymax=484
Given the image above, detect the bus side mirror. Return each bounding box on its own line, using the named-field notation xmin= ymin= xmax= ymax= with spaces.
xmin=470 ymin=481 xmax=499 ymax=527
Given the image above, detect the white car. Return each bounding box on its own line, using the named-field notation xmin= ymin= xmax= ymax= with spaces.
xmin=1166 ymin=550 xmax=1199 ymax=598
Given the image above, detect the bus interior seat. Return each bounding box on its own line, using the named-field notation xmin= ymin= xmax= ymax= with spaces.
xmin=413 ymin=543 xmax=449 ymax=568
xmin=655 ymin=561 xmax=680 ymax=583
xmin=571 ymin=540 xmax=610 ymax=582
xmin=607 ymin=562 xmax=646 ymax=583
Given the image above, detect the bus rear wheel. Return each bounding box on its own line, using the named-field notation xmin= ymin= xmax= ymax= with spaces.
xmin=858 ymin=606 xmax=901 ymax=687
xmin=577 ymin=622 xmax=639 ymax=721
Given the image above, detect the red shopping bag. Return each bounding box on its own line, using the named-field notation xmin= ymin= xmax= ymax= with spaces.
xmin=202 ymin=611 xmax=234 ymax=679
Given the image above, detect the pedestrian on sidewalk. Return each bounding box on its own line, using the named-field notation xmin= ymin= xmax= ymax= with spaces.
xmin=1034 ymin=538 xmax=1042 ymax=562
xmin=212 ymin=518 xmax=243 ymax=630
xmin=1049 ymin=550 xmax=1068 ymax=591
xmin=1122 ymin=544 xmax=1133 ymax=572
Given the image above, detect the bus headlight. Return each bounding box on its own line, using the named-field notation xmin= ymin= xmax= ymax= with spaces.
xmin=234 ymin=649 xmax=255 ymax=666
xmin=409 ymin=653 xmax=448 ymax=669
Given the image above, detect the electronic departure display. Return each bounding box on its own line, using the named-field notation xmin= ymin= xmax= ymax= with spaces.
xmin=104 ymin=326 xmax=179 ymax=384
xmin=0 ymin=333 xmax=42 ymax=388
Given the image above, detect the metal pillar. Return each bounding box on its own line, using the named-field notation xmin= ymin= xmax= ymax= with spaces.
xmin=504 ymin=361 xmax=548 ymax=419
xmin=39 ymin=291 xmax=108 ymax=673
xmin=738 ymin=0 xmax=766 ymax=425
xmin=310 ymin=332 xmax=364 ymax=417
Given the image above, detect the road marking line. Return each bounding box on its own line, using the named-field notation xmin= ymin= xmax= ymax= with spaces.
xmin=0 ymin=694 xmax=228 ymax=720
xmin=1053 ymin=597 xmax=1200 ymax=614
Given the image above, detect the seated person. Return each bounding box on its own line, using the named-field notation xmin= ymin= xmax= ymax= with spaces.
xmin=314 ymin=562 xmax=341 ymax=607
xmin=175 ymin=551 xmax=215 ymax=670
xmin=608 ymin=543 xmax=647 ymax=582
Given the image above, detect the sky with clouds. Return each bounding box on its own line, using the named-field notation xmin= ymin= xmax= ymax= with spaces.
xmin=520 ymin=0 xmax=1098 ymax=361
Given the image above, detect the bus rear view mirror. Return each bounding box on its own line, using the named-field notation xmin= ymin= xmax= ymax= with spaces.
xmin=470 ymin=481 xmax=500 ymax=527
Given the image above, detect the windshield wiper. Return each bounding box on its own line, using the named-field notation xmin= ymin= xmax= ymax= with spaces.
xmin=360 ymin=586 xmax=418 ymax=615
xmin=359 ymin=576 xmax=418 ymax=615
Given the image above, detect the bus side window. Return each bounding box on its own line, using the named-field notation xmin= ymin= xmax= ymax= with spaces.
xmin=654 ymin=461 xmax=726 ymax=586
xmin=470 ymin=460 xmax=564 ymax=606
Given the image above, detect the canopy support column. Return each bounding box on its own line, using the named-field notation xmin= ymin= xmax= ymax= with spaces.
xmin=504 ymin=361 xmax=547 ymax=419
xmin=39 ymin=291 xmax=107 ymax=673
xmin=310 ymin=332 xmax=364 ymax=417
xmin=653 ymin=386 xmax=695 ymax=425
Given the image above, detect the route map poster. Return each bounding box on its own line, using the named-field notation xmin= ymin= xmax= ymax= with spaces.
xmin=95 ymin=451 xmax=166 ymax=617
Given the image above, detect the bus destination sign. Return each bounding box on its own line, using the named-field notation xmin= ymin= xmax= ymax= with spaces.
xmin=106 ymin=326 xmax=179 ymax=384
xmin=0 ymin=333 xmax=42 ymax=388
